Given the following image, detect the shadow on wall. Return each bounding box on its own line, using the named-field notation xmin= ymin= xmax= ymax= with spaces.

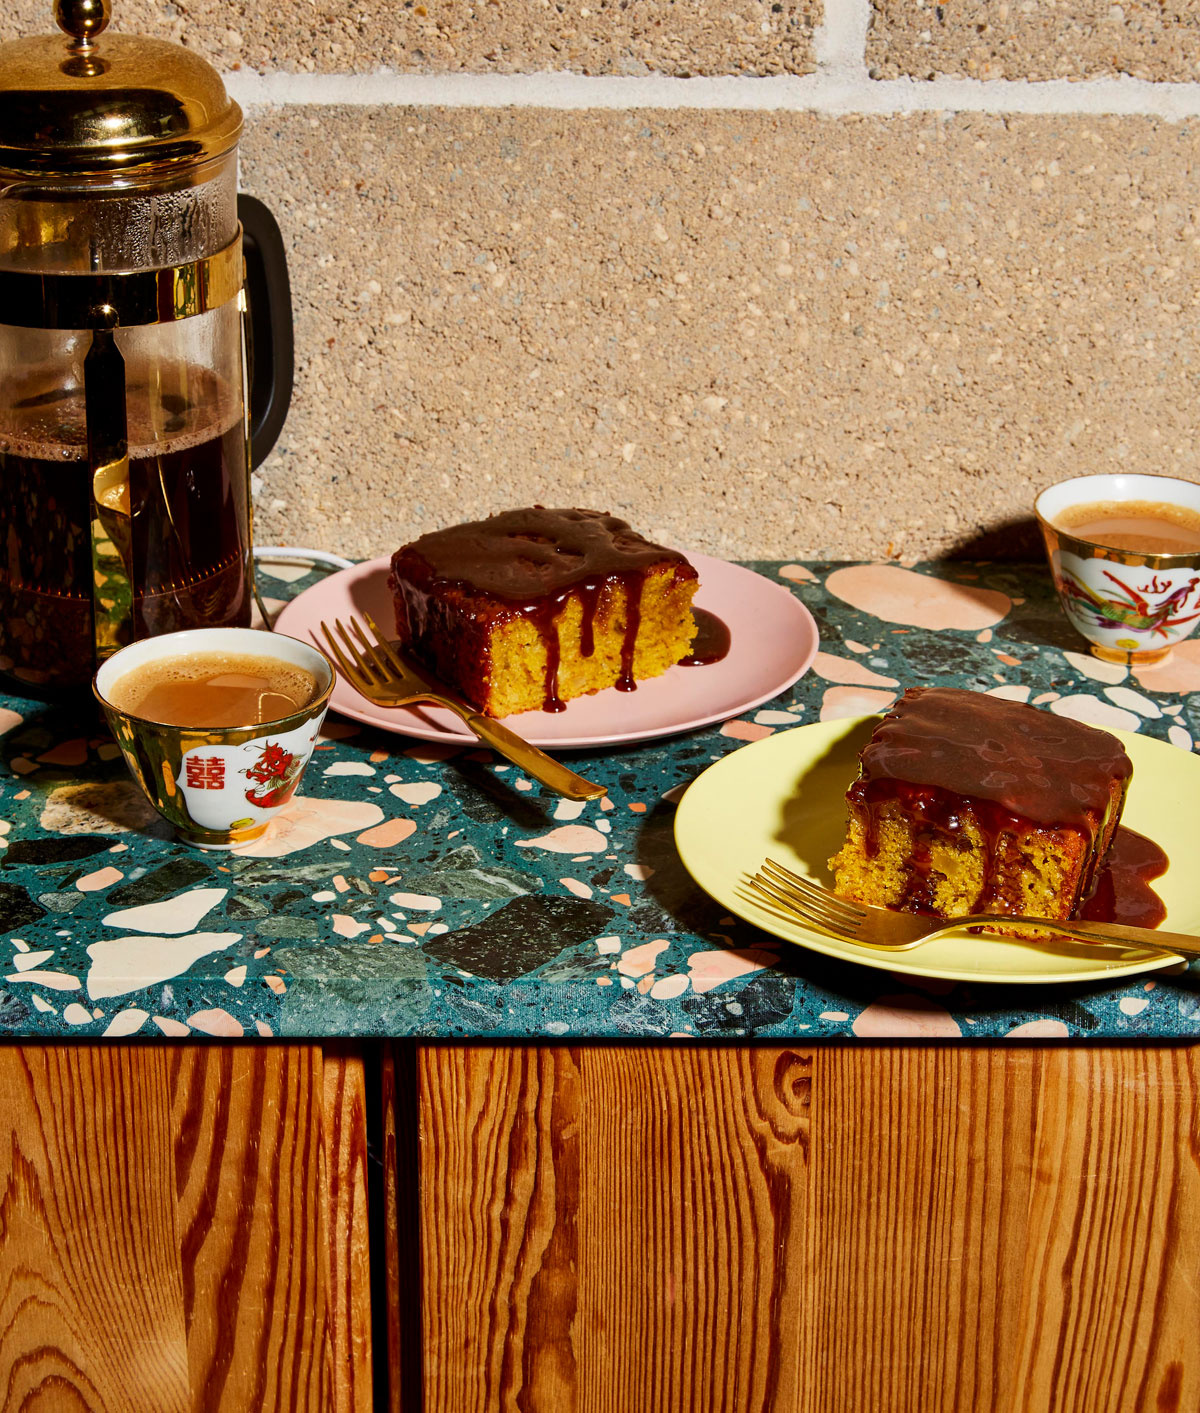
xmin=948 ymin=515 xmax=1041 ymax=561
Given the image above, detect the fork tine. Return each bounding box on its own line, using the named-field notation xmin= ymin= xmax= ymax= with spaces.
xmin=759 ymin=866 xmax=863 ymax=922
xmin=742 ymin=877 xmax=811 ymax=920
xmin=750 ymin=870 xmax=861 ymax=929
xmin=744 ymin=876 xmax=858 ymax=935
xmin=333 ymin=616 xmax=382 ymax=686
xmin=320 ymin=619 xmax=369 ymax=690
xmin=762 ymin=856 xmax=860 ymax=903
xmin=347 ymin=615 xmax=394 ymax=682
xmin=361 ymin=610 xmax=408 ymax=674
xmin=744 ymin=875 xmax=814 ymax=916
xmin=761 ymin=859 xmax=867 ymax=920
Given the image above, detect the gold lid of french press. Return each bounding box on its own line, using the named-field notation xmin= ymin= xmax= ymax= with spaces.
xmin=0 ymin=0 xmax=243 ymax=184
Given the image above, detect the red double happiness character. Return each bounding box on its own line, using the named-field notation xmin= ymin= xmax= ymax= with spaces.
xmin=185 ymin=756 xmax=226 ymax=791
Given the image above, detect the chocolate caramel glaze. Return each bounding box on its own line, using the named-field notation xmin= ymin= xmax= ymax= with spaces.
xmin=680 ymin=608 xmax=731 ymax=666
xmin=848 ymin=687 xmax=1154 ymax=918
xmin=389 ymin=507 xmax=698 ymax=713
xmin=1082 ymin=827 xmax=1169 ymax=929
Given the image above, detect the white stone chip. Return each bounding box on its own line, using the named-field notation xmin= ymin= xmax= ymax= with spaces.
xmin=1103 ymin=685 xmax=1162 ymax=718
xmin=1063 ymin=649 xmax=1127 ymax=684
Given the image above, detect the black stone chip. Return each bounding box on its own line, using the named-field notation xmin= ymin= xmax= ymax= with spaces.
xmin=682 ymin=967 xmax=797 ymax=1035
xmin=3 ymin=836 xmax=113 ymax=867
xmin=0 ymin=883 xmax=45 ymax=932
xmin=422 ymin=895 xmax=615 ymax=982
xmin=0 ymin=990 xmax=30 ymax=1029
xmin=105 ymin=857 xmax=214 ymax=907
xmin=448 ymin=758 xmax=550 ymax=828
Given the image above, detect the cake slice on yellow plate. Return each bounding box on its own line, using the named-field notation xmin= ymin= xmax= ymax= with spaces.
xmin=829 ymin=686 xmax=1131 ymax=922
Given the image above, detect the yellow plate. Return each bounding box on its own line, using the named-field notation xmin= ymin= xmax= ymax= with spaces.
xmin=674 ymin=716 xmax=1193 ymax=985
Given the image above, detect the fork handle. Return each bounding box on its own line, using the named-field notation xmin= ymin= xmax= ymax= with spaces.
xmin=960 ymin=914 xmax=1200 ymax=959
xmin=452 ymin=707 xmax=607 ymax=801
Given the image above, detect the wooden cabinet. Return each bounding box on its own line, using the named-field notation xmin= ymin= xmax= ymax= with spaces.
xmin=1 ymin=1043 xmax=1196 ymax=1412
xmin=0 ymin=1044 xmax=372 ymax=1413
xmin=409 ymin=1043 xmax=1200 ymax=1413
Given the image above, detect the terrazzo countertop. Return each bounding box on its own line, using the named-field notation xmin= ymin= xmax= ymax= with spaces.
xmin=1 ymin=559 xmax=1198 ymax=1043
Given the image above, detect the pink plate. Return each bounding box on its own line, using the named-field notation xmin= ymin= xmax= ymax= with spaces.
xmin=273 ymin=552 xmax=819 ymax=749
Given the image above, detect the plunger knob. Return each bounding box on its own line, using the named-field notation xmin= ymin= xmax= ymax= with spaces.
xmin=55 ymin=0 xmax=111 ymax=47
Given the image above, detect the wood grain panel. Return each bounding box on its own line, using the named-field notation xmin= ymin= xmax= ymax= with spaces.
xmin=381 ymin=1046 xmax=402 ymax=1413
xmin=171 ymin=1045 xmax=333 ymax=1411
xmin=412 ymin=1043 xmax=1200 ymax=1413
xmin=0 ymin=1043 xmax=375 ymax=1413
xmin=0 ymin=1046 xmax=189 ymax=1413
xmin=1005 ymin=1047 xmax=1200 ymax=1413
xmin=322 ymin=1044 xmax=373 ymax=1413
xmin=417 ymin=1045 xmax=556 ymax=1413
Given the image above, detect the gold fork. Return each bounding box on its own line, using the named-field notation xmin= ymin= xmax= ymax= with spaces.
xmin=319 ymin=612 xmax=607 ymax=802
xmin=743 ymin=857 xmax=1200 ymax=960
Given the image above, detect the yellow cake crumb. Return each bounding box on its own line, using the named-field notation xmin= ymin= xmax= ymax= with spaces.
xmin=484 ymin=567 xmax=698 ymax=717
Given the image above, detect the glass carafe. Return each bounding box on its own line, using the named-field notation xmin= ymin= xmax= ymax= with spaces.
xmin=0 ymin=0 xmax=291 ymax=696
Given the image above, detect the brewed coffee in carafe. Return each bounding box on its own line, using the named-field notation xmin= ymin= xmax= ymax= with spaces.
xmin=0 ymin=0 xmax=292 ymax=697
xmin=0 ymin=352 xmax=249 ymax=690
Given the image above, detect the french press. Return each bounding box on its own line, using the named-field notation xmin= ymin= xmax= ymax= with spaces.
xmin=0 ymin=0 xmax=292 ymax=697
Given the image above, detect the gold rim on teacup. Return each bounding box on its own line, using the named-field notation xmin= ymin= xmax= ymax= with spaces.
xmin=1035 ymin=472 xmax=1200 ymax=667
xmin=94 ymin=627 xmax=335 ymax=850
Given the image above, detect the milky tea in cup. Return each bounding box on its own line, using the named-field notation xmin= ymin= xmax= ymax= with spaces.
xmin=1035 ymin=473 xmax=1200 ymax=666
xmin=1051 ymin=500 xmax=1200 ymax=557
xmin=105 ymin=650 xmax=318 ymax=729
xmin=95 ymin=628 xmax=333 ymax=849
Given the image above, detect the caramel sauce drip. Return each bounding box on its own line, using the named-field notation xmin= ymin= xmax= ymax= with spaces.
xmin=1081 ymin=827 xmax=1169 ymax=929
xmin=392 ymin=508 xmax=698 ymax=712
xmin=680 ymin=608 xmax=731 ymax=666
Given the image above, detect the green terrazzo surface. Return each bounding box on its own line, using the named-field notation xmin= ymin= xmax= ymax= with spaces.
xmin=1 ymin=560 xmax=1197 ymax=1042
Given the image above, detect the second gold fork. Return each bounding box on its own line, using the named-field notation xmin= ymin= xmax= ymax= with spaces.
xmin=319 ymin=612 xmax=607 ymax=802
xmin=743 ymin=857 xmax=1195 ymax=959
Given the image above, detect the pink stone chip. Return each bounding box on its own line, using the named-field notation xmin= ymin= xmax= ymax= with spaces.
xmin=235 ymin=797 xmax=385 ymax=857
xmin=188 ymin=1008 xmax=244 ymax=1037
xmin=515 ymin=825 xmax=607 ymax=854
xmin=357 ymin=817 xmax=417 ymax=848
xmin=333 ymin=914 xmax=372 ymax=938
xmin=617 ymin=939 xmax=670 ymax=978
xmin=819 ymin=686 xmax=897 ymax=721
xmin=38 ymin=738 xmax=89 ymax=767
xmin=720 ymin=719 xmax=774 ymax=742
xmin=686 ymin=946 xmax=776 ymax=994
xmin=827 ymin=565 xmax=1011 ymax=631
xmin=1134 ymin=638 xmax=1200 ymax=694
xmin=811 ymin=651 xmax=898 ymax=688
xmin=1005 ymin=1018 xmax=1070 ymax=1039
xmin=851 ymin=995 xmax=963 ymax=1038
xmin=75 ymin=866 xmax=123 ymax=893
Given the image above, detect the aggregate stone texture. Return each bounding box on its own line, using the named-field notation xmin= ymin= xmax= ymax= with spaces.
xmin=2 ymin=558 xmax=1197 ymax=1043
xmin=868 ymin=0 xmax=1200 ymax=83
xmin=238 ymin=107 xmax=1200 ymax=564
xmin=1 ymin=0 xmax=818 ymax=76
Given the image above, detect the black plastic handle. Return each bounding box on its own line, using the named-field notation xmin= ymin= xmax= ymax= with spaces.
xmin=237 ymin=193 xmax=294 ymax=470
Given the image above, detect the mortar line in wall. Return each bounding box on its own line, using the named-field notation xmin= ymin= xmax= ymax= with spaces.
xmin=813 ymin=0 xmax=871 ymax=74
xmin=225 ymin=70 xmax=1200 ymax=120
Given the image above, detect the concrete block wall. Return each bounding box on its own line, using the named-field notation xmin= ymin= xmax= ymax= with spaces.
xmin=6 ymin=1 xmax=1200 ymax=560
